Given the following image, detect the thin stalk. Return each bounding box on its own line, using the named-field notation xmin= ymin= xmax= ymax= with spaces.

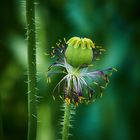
xmin=62 ymin=103 xmax=73 ymax=140
xmin=26 ymin=0 xmax=37 ymax=140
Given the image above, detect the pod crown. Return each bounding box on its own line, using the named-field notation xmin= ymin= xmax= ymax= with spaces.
xmin=67 ymin=37 xmax=95 ymax=49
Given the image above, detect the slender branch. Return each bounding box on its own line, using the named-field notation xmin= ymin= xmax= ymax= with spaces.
xmin=26 ymin=0 xmax=37 ymax=140
xmin=62 ymin=103 xmax=73 ymax=140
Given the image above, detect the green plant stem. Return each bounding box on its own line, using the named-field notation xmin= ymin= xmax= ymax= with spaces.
xmin=26 ymin=0 xmax=37 ymax=140
xmin=62 ymin=103 xmax=72 ymax=140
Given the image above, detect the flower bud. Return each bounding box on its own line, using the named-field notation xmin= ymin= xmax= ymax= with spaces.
xmin=65 ymin=37 xmax=95 ymax=67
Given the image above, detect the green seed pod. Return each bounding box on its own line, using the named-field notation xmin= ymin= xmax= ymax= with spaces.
xmin=65 ymin=37 xmax=95 ymax=67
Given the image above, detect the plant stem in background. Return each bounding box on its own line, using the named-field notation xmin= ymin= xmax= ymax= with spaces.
xmin=62 ymin=103 xmax=74 ymax=140
xmin=26 ymin=0 xmax=37 ymax=140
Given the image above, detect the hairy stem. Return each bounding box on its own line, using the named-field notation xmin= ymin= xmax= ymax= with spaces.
xmin=62 ymin=103 xmax=73 ymax=140
xmin=26 ymin=0 xmax=37 ymax=140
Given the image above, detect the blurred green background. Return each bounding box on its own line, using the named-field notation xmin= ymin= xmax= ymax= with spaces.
xmin=0 ymin=0 xmax=140 ymax=140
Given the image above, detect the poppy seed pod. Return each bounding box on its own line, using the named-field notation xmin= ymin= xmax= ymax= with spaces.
xmin=47 ymin=37 xmax=116 ymax=106
xmin=65 ymin=37 xmax=95 ymax=67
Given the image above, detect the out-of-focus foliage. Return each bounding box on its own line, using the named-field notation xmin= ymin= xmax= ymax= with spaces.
xmin=0 ymin=0 xmax=140 ymax=140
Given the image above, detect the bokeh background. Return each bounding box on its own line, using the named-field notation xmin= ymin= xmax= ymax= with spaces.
xmin=0 ymin=0 xmax=140 ymax=140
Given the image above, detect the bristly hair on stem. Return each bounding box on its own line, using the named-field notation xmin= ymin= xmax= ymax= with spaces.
xmin=26 ymin=0 xmax=37 ymax=140
xmin=60 ymin=103 xmax=75 ymax=140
